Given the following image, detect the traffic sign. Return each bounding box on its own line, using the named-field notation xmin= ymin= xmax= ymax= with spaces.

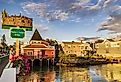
xmin=10 ymin=28 xmax=25 ymax=39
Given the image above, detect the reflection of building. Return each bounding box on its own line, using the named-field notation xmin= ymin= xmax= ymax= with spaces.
xmin=95 ymin=39 xmax=121 ymax=58
xmin=18 ymin=71 xmax=56 ymax=82
xmin=61 ymin=67 xmax=91 ymax=82
xmin=43 ymin=71 xmax=55 ymax=82
xmin=91 ymin=64 xmax=121 ymax=82
xmin=22 ymin=29 xmax=55 ymax=59
xmin=61 ymin=41 xmax=92 ymax=57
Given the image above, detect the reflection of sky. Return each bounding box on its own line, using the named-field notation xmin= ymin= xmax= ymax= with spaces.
xmin=0 ymin=0 xmax=121 ymax=44
xmin=88 ymin=66 xmax=108 ymax=82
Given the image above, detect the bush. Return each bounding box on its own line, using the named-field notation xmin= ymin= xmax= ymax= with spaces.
xmin=9 ymin=54 xmax=30 ymax=76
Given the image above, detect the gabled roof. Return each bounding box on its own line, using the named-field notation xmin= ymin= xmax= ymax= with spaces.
xmin=95 ymin=39 xmax=104 ymax=43
xmin=62 ymin=41 xmax=82 ymax=44
xmin=107 ymin=39 xmax=114 ymax=42
xmin=30 ymin=29 xmax=43 ymax=41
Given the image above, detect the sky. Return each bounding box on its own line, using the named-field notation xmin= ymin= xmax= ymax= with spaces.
xmin=0 ymin=0 xmax=121 ymax=44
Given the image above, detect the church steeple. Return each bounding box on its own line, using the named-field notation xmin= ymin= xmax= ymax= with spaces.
xmin=30 ymin=29 xmax=43 ymax=41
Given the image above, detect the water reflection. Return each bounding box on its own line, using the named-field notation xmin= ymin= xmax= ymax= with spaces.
xmin=18 ymin=64 xmax=121 ymax=82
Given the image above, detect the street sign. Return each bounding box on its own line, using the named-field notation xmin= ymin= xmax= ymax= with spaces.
xmin=10 ymin=28 xmax=25 ymax=39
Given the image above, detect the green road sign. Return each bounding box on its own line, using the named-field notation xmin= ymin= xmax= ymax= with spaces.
xmin=11 ymin=28 xmax=25 ymax=39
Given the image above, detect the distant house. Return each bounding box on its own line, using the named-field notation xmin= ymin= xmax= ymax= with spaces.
xmin=61 ymin=41 xmax=82 ymax=57
xmin=80 ymin=42 xmax=92 ymax=56
xmin=95 ymin=39 xmax=121 ymax=58
xmin=61 ymin=41 xmax=92 ymax=57
xmin=22 ymin=29 xmax=55 ymax=59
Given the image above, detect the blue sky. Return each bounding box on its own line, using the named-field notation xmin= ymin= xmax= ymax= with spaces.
xmin=0 ymin=0 xmax=121 ymax=44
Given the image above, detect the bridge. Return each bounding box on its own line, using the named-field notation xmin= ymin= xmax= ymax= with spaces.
xmin=27 ymin=55 xmax=55 ymax=68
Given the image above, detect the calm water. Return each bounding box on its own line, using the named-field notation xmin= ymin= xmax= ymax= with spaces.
xmin=18 ymin=64 xmax=121 ymax=82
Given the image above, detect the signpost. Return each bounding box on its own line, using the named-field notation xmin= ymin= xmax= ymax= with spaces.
xmin=10 ymin=28 xmax=25 ymax=39
xmin=10 ymin=28 xmax=25 ymax=56
xmin=1 ymin=9 xmax=33 ymax=57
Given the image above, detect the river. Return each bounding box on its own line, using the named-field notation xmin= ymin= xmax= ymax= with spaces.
xmin=18 ymin=63 xmax=121 ymax=82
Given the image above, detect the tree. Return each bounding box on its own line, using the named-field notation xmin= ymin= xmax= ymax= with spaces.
xmin=1 ymin=34 xmax=7 ymax=48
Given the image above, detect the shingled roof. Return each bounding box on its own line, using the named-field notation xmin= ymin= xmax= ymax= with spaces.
xmin=30 ymin=29 xmax=43 ymax=41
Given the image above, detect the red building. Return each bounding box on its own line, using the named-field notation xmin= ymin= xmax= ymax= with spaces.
xmin=22 ymin=29 xmax=55 ymax=59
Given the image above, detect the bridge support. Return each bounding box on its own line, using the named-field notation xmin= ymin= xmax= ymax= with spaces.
xmin=31 ymin=60 xmax=34 ymax=70
xmin=52 ymin=58 xmax=54 ymax=65
xmin=40 ymin=59 xmax=42 ymax=67
xmin=47 ymin=59 xmax=49 ymax=67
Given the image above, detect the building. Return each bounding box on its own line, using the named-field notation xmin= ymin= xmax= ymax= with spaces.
xmin=61 ymin=41 xmax=92 ymax=57
xmin=0 ymin=44 xmax=4 ymax=53
xmin=95 ymin=39 xmax=121 ymax=58
xmin=80 ymin=42 xmax=93 ymax=56
xmin=22 ymin=29 xmax=55 ymax=59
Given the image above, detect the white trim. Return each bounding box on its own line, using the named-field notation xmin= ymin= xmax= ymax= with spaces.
xmin=23 ymin=48 xmax=54 ymax=50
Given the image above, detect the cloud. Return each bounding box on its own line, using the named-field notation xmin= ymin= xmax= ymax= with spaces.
xmin=98 ymin=5 xmax=121 ymax=33
xmin=34 ymin=24 xmax=49 ymax=32
xmin=76 ymin=36 xmax=100 ymax=41
xmin=21 ymin=0 xmax=95 ymax=21
xmin=21 ymin=0 xmax=118 ymax=22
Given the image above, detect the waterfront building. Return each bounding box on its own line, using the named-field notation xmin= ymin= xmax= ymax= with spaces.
xmin=61 ymin=41 xmax=92 ymax=57
xmin=22 ymin=29 xmax=55 ymax=59
xmin=95 ymin=39 xmax=121 ymax=58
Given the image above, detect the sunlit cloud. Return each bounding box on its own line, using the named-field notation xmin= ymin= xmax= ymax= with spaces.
xmin=21 ymin=0 xmax=105 ymax=22
xmin=98 ymin=5 xmax=121 ymax=33
xmin=33 ymin=24 xmax=49 ymax=32
xmin=21 ymin=0 xmax=121 ymax=34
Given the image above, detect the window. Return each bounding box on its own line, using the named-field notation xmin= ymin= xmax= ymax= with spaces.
xmin=96 ymin=44 xmax=99 ymax=48
xmin=105 ymin=43 xmax=109 ymax=48
xmin=117 ymin=43 xmax=119 ymax=45
xmin=28 ymin=52 xmax=32 ymax=56
xmin=22 ymin=20 xmax=25 ymax=23
xmin=81 ymin=46 xmax=84 ymax=49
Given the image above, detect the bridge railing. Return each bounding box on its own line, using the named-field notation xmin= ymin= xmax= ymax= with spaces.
xmin=28 ymin=55 xmax=54 ymax=60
